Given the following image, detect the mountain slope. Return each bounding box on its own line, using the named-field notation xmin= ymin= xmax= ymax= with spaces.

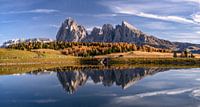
xmin=56 ymin=18 xmax=199 ymax=51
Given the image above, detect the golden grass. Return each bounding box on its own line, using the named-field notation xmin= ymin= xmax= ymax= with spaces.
xmin=0 ymin=49 xmax=80 ymax=65
xmin=95 ymin=51 xmax=173 ymax=58
xmin=31 ymin=49 xmax=63 ymax=55
xmin=1 ymin=49 xmax=200 ymax=67
xmin=0 ymin=48 xmax=38 ymax=59
xmin=95 ymin=51 xmax=200 ymax=59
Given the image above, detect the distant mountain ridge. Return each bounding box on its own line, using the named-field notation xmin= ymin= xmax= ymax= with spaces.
xmin=1 ymin=38 xmax=53 ymax=48
xmin=1 ymin=18 xmax=199 ymax=52
xmin=56 ymin=18 xmax=200 ymax=51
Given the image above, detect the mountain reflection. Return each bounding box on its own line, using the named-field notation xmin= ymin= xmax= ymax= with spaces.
xmin=56 ymin=68 xmax=169 ymax=94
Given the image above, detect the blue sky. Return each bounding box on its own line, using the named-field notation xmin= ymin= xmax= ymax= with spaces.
xmin=0 ymin=0 xmax=200 ymax=44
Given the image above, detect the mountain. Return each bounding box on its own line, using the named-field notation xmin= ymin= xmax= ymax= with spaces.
xmin=1 ymin=38 xmax=53 ymax=48
xmin=56 ymin=18 xmax=200 ymax=51
xmin=56 ymin=18 xmax=174 ymax=49
xmin=56 ymin=17 xmax=87 ymax=42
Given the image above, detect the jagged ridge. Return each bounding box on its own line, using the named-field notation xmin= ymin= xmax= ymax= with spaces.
xmin=56 ymin=18 xmax=200 ymax=51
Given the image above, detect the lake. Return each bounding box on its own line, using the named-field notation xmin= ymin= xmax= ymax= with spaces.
xmin=0 ymin=66 xmax=200 ymax=107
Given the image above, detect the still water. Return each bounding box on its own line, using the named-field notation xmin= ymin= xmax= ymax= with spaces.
xmin=0 ymin=67 xmax=200 ymax=107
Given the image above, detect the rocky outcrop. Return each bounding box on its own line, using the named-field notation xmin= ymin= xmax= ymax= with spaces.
xmin=56 ymin=18 xmax=199 ymax=50
xmin=85 ymin=21 xmax=174 ymax=48
xmin=56 ymin=17 xmax=87 ymax=42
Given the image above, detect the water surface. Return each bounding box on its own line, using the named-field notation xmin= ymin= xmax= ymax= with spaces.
xmin=0 ymin=67 xmax=200 ymax=107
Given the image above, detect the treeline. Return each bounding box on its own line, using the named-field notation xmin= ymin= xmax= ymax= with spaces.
xmin=7 ymin=42 xmax=171 ymax=57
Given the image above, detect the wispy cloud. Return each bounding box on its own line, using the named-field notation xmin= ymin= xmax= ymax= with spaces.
xmin=101 ymin=0 xmax=200 ymax=25
xmin=142 ymin=22 xmax=176 ymax=30
xmin=172 ymin=0 xmax=200 ymax=3
xmin=29 ymin=9 xmax=58 ymax=14
xmin=159 ymin=32 xmax=200 ymax=43
xmin=192 ymin=12 xmax=200 ymax=23
xmin=109 ymin=6 xmax=199 ymax=25
xmin=111 ymin=87 xmax=200 ymax=105
xmin=187 ymin=0 xmax=200 ymax=3
xmin=0 ymin=9 xmax=59 ymax=14
xmin=0 ymin=20 xmax=17 ymax=24
xmin=49 ymin=24 xmax=60 ymax=29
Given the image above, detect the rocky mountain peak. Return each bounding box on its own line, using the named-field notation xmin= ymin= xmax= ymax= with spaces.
xmin=102 ymin=24 xmax=114 ymax=35
xmin=102 ymin=24 xmax=114 ymax=31
xmin=64 ymin=17 xmax=76 ymax=26
xmin=56 ymin=18 xmax=195 ymax=50
xmin=56 ymin=17 xmax=87 ymax=42
xmin=122 ymin=21 xmax=138 ymax=31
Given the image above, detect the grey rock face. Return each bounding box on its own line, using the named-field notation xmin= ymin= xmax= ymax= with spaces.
xmin=114 ymin=21 xmax=145 ymax=43
xmin=83 ymin=27 xmax=102 ymax=42
xmin=101 ymin=24 xmax=115 ymax=42
xmin=56 ymin=18 xmax=198 ymax=50
xmin=56 ymin=18 xmax=174 ymax=48
xmin=56 ymin=18 xmax=87 ymax=42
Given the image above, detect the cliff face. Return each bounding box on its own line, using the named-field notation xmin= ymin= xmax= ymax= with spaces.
xmin=56 ymin=18 xmax=87 ymax=42
xmin=56 ymin=18 xmax=199 ymax=50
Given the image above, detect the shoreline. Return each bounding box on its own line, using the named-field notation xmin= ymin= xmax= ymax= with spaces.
xmin=1 ymin=57 xmax=200 ymax=67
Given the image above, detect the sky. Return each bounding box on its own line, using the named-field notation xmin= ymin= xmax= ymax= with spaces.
xmin=0 ymin=0 xmax=200 ymax=45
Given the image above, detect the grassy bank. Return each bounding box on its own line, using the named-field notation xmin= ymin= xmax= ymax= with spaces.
xmin=109 ymin=57 xmax=200 ymax=67
xmin=1 ymin=63 xmax=200 ymax=75
xmin=1 ymin=49 xmax=200 ymax=67
xmin=0 ymin=49 xmax=82 ymax=65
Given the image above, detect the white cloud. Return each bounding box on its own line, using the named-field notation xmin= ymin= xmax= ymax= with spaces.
xmin=168 ymin=0 xmax=200 ymax=3
xmin=0 ymin=9 xmax=59 ymax=14
xmin=49 ymin=24 xmax=60 ymax=28
xmin=110 ymin=6 xmax=198 ymax=25
xmin=101 ymin=0 xmax=200 ymax=25
xmin=108 ymin=87 xmax=200 ymax=107
xmin=93 ymin=13 xmax=118 ymax=17
xmin=173 ymin=32 xmax=200 ymax=38
xmin=29 ymin=9 xmax=58 ymax=14
xmin=113 ymin=87 xmax=200 ymax=103
xmin=86 ymin=26 xmax=94 ymax=32
xmin=86 ymin=26 xmax=101 ymax=32
xmin=142 ymin=22 xmax=176 ymax=30
xmin=180 ymin=0 xmax=200 ymax=3
xmin=192 ymin=12 xmax=200 ymax=23
xmin=191 ymin=89 xmax=200 ymax=100
xmin=135 ymin=88 xmax=194 ymax=97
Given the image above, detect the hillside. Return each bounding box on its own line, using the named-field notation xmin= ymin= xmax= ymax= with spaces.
xmin=6 ymin=42 xmax=171 ymax=57
xmin=0 ymin=48 xmax=79 ymax=65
